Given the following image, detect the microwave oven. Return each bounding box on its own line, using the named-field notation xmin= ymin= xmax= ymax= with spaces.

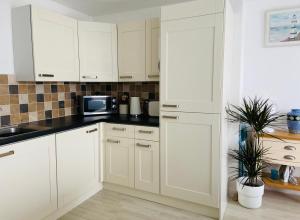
xmin=80 ymin=96 xmax=118 ymax=115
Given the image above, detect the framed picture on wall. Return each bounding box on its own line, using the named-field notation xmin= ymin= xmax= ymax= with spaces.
xmin=265 ymin=8 xmax=300 ymax=47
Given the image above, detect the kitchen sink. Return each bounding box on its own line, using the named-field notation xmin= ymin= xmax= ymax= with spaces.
xmin=0 ymin=125 xmax=49 ymax=138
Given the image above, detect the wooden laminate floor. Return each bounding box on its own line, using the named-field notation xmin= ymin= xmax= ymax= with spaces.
xmin=59 ymin=190 xmax=300 ymax=220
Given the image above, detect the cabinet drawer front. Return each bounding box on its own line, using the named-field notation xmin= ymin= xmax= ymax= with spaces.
xmin=104 ymin=123 xmax=134 ymax=138
xmin=135 ymin=126 xmax=159 ymax=141
xmin=105 ymin=136 xmax=134 ymax=146
xmin=263 ymin=140 xmax=300 ymax=164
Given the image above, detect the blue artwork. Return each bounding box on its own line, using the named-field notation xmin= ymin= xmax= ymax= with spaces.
xmin=266 ymin=8 xmax=300 ymax=46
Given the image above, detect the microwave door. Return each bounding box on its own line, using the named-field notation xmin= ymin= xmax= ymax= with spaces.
xmin=86 ymin=99 xmax=107 ymax=113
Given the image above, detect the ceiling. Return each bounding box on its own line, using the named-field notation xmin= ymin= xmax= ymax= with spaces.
xmin=52 ymin=0 xmax=190 ymax=16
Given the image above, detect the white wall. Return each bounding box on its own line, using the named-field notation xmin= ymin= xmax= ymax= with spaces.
xmin=0 ymin=0 xmax=92 ymax=74
xmin=242 ymin=0 xmax=300 ymax=112
xmin=220 ymin=0 xmax=244 ymax=218
xmin=94 ymin=7 xmax=161 ymax=23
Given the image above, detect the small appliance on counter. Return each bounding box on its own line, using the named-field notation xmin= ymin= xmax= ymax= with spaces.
xmin=80 ymin=95 xmax=118 ymax=115
xmin=148 ymin=101 xmax=159 ymax=117
xmin=143 ymin=99 xmax=150 ymax=116
xmin=130 ymin=97 xmax=142 ymax=117
xmin=119 ymin=93 xmax=129 ymax=115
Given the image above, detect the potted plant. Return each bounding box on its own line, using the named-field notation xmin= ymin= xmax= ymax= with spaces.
xmin=226 ymin=97 xmax=284 ymax=208
xmin=229 ymin=139 xmax=268 ymax=208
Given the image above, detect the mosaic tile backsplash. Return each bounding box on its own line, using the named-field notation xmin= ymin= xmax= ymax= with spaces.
xmin=0 ymin=74 xmax=159 ymax=127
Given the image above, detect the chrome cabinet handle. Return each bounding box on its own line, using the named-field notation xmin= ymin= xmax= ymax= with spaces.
xmin=284 ymin=145 xmax=296 ymax=151
xmin=119 ymin=76 xmax=133 ymax=79
xmin=138 ymin=130 xmax=153 ymax=134
xmin=162 ymin=104 xmax=179 ymax=108
xmin=38 ymin=74 xmax=54 ymax=77
xmin=136 ymin=143 xmax=151 ymax=148
xmin=162 ymin=115 xmax=178 ymax=120
xmin=0 ymin=150 xmax=14 ymax=158
xmin=82 ymin=75 xmax=98 ymax=79
xmin=283 ymin=155 xmax=296 ymax=160
xmin=148 ymin=74 xmax=159 ymax=78
xmin=112 ymin=127 xmax=126 ymax=131
xmin=107 ymin=139 xmax=120 ymax=144
xmin=86 ymin=128 xmax=98 ymax=133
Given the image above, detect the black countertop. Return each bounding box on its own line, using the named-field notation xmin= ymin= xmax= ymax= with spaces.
xmin=0 ymin=115 xmax=159 ymax=146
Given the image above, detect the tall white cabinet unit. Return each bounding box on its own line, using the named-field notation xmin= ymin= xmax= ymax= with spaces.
xmin=78 ymin=22 xmax=118 ymax=82
xmin=12 ymin=5 xmax=80 ymax=82
xmin=160 ymin=0 xmax=224 ymax=213
xmin=0 ymin=135 xmax=57 ymax=220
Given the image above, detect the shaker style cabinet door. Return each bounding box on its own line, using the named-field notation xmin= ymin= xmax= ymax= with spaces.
xmin=118 ymin=21 xmax=146 ymax=81
xmin=56 ymin=125 xmax=99 ymax=208
xmin=0 ymin=135 xmax=57 ymax=220
xmin=134 ymin=140 xmax=159 ymax=194
xmin=31 ymin=6 xmax=80 ymax=81
xmin=160 ymin=14 xmax=224 ymax=113
xmin=160 ymin=112 xmax=220 ymax=208
xmin=146 ymin=18 xmax=161 ymax=81
xmin=104 ymin=137 xmax=135 ymax=187
xmin=78 ymin=22 xmax=118 ymax=82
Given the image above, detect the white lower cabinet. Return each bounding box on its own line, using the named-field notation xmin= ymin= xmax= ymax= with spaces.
xmin=56 ymin=124 xmax=100 ymax=208
xmin=104 ymin=136 xmax=135 ymax=187
xmin=160 ymin=112 xmax=220 ymax=208
xmin=0 ymin=135 xmax=57 ymax=220
xmin=104 ymin=123 xmax=160 ymax=194
xmin=135 ymin=140 xmax=159 ymax=193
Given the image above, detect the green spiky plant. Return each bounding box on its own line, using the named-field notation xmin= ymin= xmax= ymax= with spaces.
xmin=229 ymin=139 xmax=269 ymax=187
xmin=226 ymin=97 xmax=284 ymax=187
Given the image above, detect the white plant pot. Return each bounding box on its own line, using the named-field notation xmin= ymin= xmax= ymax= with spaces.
xmin=236 ymin=177 xmax=264 ymax=209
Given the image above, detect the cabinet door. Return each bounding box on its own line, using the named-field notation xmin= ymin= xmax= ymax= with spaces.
xmin=31 ymin=6 xmax=79 ymax=81
xmin=104 ymin=137 xmax=134 ymax=187
xmin=146 ymin=18 xmax=160 ymax=81
xmin=0 ymin=135 xmax=57 ymax=220
xmin=161 ymin=14 xmax=223 ymax=113
xmin=160 ymin=112 xmax=220 ymax=208
xmin=135 ymin=140 xmax=159 ymax=194
xmin=78 ymin=22 xmax=118 ymax=82
xmin=118 ymin=21 xmax=146 ymax=81
xmin=56 ymin=125 xmax=99 ymax=208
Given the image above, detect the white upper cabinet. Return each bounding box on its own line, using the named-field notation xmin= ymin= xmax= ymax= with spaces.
xmin=161 ymin=0 xmax=224 ymax=21
xmin=160 ymin=112 xmax=220 ymax=208
xmin=78 ymin=22 xmax=118 ymax=82
xmin=118 ymin=19 xmax=160 ymax=82
xmin=56 ymin=125 xmax=100 ymax=208
xmin=0 ymin=135 xmax=57 ymax=220
xmin=12 ymin=5 xmax=80 ymax=82
xmin=146 ymin=18 xmax=160 ymax=81
xmin=160 ymin=13 xmax=224 ymax=113
xmin=118 ymin=21 xmax=146 ymax=82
